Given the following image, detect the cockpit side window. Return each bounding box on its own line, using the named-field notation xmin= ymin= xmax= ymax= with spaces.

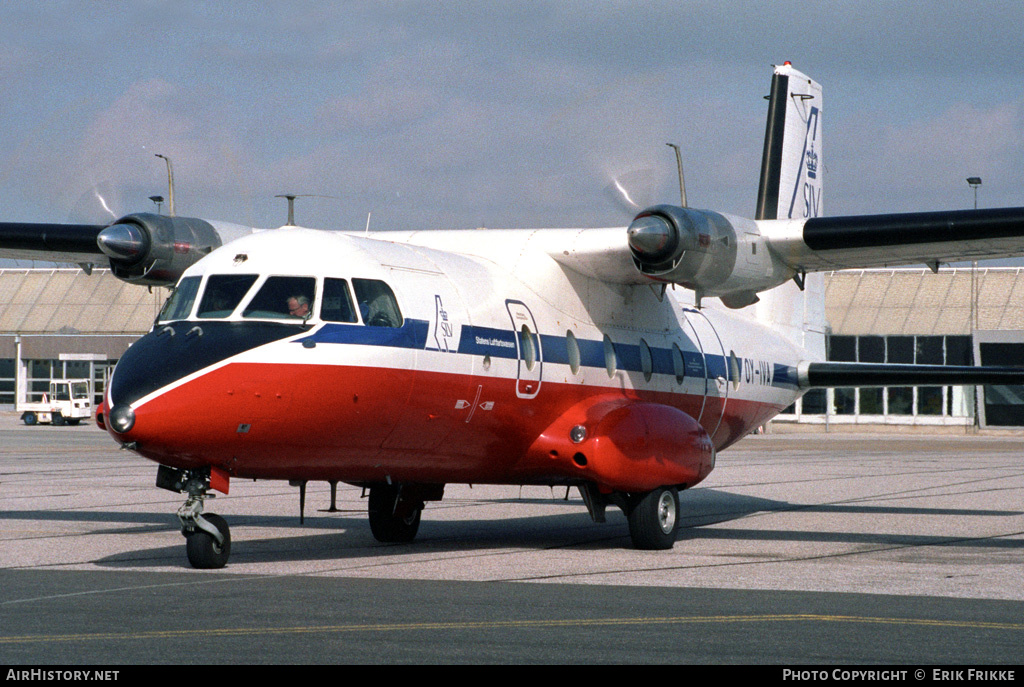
xmin=197 ymin=275 xmax=258 ymax=319
xmin=242 ymin=276 xmax=317 ymax=320
xmin=321 ymin=278 xmax=358 ymax=323
xmin=352 ymin=278 xmax=403 ymax=328
xmin=158 ymin=276 xmax=201 ymax=322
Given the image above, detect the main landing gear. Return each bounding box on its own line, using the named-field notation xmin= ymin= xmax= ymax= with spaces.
xmin=626 ymin=486 xmax=680 ymax=550
xmin=580 ymin=484 xmax=681 ymax=550
xmin=366 ymin=483 xmax=445 ymax=544
xmin=156 ymin=465 xmax=231 ymax=569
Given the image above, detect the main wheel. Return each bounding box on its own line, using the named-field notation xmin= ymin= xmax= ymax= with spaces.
xmin=185 ymin=513 xmax=231 ymax=569
xmin=52 ymin=413 xmax=66 ymax=426
xmin=368 ymin=485 xmax=421 ymax=543
xmin=627 ymin=486 xmax=679 ymax=550
xmin=22 ymin=412 xmax=37 ymax=426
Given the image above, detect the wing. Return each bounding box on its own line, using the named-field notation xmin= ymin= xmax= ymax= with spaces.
xmin=0 ymin=214 xmax=250 ymax=286
xmin=762 ymin=206 xmax=1024 ymax=273
xmin=798 ymin=361 xmax=1024 ymax=389
xmin=0 ymin=221 xmax=107 ymax=265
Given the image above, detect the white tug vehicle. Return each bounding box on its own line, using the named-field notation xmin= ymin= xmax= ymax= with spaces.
xmin=18 ymin=379 xmax=93 ymax=426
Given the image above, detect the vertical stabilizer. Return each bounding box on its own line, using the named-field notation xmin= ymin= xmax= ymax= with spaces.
xmin=755 ymin=61 xmax=823 ymax=221
xmin=753 ymin=63 xmax=826 ymax=360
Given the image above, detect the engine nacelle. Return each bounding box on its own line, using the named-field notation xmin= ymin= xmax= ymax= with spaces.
xmin=96 ymin=213 xmax=222 ymax=287
xmin=627 ymin=204 xmax=794 ymax=308
xmin=627 ymin=204 xmax=737 ymax=289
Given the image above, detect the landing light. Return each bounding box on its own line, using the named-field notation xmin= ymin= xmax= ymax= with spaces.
xmin=108 ymin=404 xmax=136 ymax=434
xmin=570 ymin=425 xmax=587 ymax=444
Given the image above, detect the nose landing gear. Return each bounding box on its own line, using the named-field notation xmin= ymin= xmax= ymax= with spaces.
xmin=179 ymin=496 xmax=231 ymax=569
xmin=157 ymin=465 xmax=231 ymax=569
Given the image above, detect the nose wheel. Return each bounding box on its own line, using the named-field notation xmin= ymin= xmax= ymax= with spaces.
xmin=184 ymin=511 xmax=231 ymax=569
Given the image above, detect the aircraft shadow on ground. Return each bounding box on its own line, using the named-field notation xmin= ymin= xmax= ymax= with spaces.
xmin=11 ymin=487 xmax=1003 ymax=568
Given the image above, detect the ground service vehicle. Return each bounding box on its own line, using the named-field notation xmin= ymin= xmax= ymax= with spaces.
xmin=18 ymin=379 xmax=92 ymax=426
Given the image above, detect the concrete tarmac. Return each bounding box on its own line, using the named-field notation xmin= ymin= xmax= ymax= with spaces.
xmin=2 ymin=422 xmax=1023 ymax=664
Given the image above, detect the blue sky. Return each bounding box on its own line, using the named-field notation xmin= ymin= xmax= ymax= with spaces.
xmin=2 ymin=1 xmax=1023 ymax=235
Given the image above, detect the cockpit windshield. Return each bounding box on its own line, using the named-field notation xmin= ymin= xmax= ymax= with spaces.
xmin=158 ymin=276 xmax=201 ymax=322
xmin=353 ymin=278 xmax=403 ymax=327
xmin=197 ymin=275 xmax=259 ymax=318
xmin=242 ymin=276 xmax=317 ymax=320
xmin=157 ymin=273 xmax=401 ymax=325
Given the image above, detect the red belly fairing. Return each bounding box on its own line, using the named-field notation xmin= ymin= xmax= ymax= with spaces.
xmin=112 ymin=361 xmax=784 ymax=491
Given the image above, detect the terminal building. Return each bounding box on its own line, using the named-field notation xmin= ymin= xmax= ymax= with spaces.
xmin=779 ymin=266 xmax=1024 ymax=428
xmin=0 ymin=268 xmax=166 ymax=410
xmin=1 ymin=266 xmax=1023 ymax=428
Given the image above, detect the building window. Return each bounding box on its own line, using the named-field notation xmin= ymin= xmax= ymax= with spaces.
xmin=788 ymin=334 xmax=974 ymax=423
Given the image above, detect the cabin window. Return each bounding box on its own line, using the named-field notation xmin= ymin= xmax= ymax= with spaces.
xmin=729 ymin=350 xmax=741 ymax=390
xmin=640 ymin=338 xmax=653 ymax=382
xmin=242 ymin=276 xmax=317 ymax=320
xmin=197 ymin=274 xmax=258 ymax=319
xmin=672 ymin=343 xmax=685 ymax=385
xmin=520 ymin=325 xmax=537 ymax=371
xmin=603 ymin=334 xmax=617 ymax=378
xmin=321 ymin=278 xmax=358 ymax=323
xmin=353 ymin=279 xmax=403 ymax=327
xmin=159 ymin=276 xmax=201 ymax=322
xmin=566 ymin=330 xmax=581 ymax=375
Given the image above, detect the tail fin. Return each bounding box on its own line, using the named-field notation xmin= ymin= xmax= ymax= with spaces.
xmin=753 ymin=61 xmax=823 ymax=219
xmin=755 ymin=62 xmax=823 ymax=221
xmin=753 ymin=63 xmax=826 ymax=359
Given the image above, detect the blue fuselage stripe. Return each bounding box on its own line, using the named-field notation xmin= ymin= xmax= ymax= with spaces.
xmin=299 ymin=320 xmax=798 ymax=388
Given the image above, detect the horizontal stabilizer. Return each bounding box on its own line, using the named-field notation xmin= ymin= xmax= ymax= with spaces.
xmin=798 ymin=361 xmax=1024 ymax=389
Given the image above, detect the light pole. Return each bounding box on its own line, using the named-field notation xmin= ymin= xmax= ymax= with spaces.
xmin=967 ymin=177 xmax=982 ymax=330
xmin=967 ymin=176 xmax=982 ymax=432
xmin=156 ymin=154 xmax=175 ymax=216
xmin=967 ymin=177 xmax=982 ymax=210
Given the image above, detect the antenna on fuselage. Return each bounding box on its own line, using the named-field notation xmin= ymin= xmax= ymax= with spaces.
xmin=275 ymin=193 xmax=339 ymax=227
xmin=276 ymin=194 xmax=298 ymax=226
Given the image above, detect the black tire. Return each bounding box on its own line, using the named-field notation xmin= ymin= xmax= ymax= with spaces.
xmin=185 ymin=513 xmax=231 ymax=569
xmin=22 ymin=412 xmax=37 ymax=426
xmin=368 ymin=485 xmax=421 ymax=543
xmin=627 ymin=486 xmax=679 ymax=550
xmin=52 ymin=413 xmax=66 ymax=426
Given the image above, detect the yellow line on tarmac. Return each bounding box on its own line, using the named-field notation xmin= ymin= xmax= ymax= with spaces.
xmin=2 ymin=614 xmax=1023 ymax=645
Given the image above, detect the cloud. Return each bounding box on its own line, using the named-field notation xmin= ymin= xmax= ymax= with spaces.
xmin=833 ymin=100 xmax=1024 ymax=213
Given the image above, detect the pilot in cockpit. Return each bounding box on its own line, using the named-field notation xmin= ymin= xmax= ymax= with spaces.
xmin=287 ymin=295 xmax=311 ymax=318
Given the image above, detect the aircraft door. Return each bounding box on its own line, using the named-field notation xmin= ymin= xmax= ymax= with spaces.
xmin=506 ymin=300 xmax=542 ymax=399
xmin=677 ymin=312 xmax=709 ymax=425
xmin=380 ymin=268 xmax=473 ymax=452
xmin=686 ymin=309 xmax=729 ymax=443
